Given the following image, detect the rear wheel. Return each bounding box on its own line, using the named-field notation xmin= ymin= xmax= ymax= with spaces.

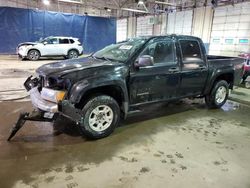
xmin=68 ymin=50 xmax=78 ymax=59
xmin=205 ymin=80 xmax=229 ymax=108
xmin=79 ymin=95 xmax=120 ymax=139
xmin=27 ymin=49 xmax=40 ymax=61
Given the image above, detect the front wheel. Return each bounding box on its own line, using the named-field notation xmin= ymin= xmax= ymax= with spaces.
xmin=79 ymin=95 xmax=120 ymax=139
xmin=27 ymin=50 xmax=40 ymax=61
xmin=205 ymin=80 xmax=229 ymax=108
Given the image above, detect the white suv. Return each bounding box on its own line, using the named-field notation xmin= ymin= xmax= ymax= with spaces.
xmin=17 ymin=36 xmax=83 ymax=61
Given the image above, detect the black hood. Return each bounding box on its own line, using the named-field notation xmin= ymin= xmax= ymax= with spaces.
xmin=36 ymin=57 xmax=119 ymax=77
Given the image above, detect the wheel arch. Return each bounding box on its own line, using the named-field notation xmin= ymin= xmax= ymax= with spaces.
xmin=67 ymin=48 xmax=80 ymax=55
xmin=27 ymin=48 xmax=41 ymax=56
xmin=205 ymin=72 xmax=234 ymax=94
xmin=73 ymin=84 xmax=129 ymax=118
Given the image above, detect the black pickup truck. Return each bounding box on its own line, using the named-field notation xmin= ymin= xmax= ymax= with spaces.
xmin=8 ymin=35 xmax=244 ymax=141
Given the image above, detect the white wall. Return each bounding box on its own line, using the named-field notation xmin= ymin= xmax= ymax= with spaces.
xmin=192 ymin=7 xmax=213 ymax=43
xmin=166 ymin=10 xmax=193 ymax=35
xmin=116 ymin=18 xmax=128 ymax=42
xmin=136 ymin=16 xmax=154 ymax=36
xmin=116 ymin=2 xmax=250 ymax=57
xmin=209 ymin=2 xmax=250 ymax=56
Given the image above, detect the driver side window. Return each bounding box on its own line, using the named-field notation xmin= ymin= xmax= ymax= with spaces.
xmin=140 ymin=40 xmax=175 ymax=65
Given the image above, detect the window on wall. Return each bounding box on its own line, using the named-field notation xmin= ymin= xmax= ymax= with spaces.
xmin=140 ymin=40 xmax=175 ymax=65
xmin=239 ymin=39 xmax=249 ymax=44
xmin=224 ymin=39 xmax=234 ymax=44
xmin=179 ymin=40 xmax=202 ymax=61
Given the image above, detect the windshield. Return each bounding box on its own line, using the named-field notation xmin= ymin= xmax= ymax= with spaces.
xmin=39 ymin=37 xmax=49 ymax=43
xmin=93 ymin=38 xmax=147 ymax=62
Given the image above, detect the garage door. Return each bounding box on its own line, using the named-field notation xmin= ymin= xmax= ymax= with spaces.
xmin=166 ymin=10 xmax=193 ymax=35
xmin=209 ymin=2 xmax=250 ymax=56
xmin=136 ymin=16 xmax=154 ymax=36
xmin=116 ymin=18 xmax=127 ymax=42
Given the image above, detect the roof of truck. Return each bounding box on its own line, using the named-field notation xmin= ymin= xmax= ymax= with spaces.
xmin=137 ymin=34 xmax=202 ymax=41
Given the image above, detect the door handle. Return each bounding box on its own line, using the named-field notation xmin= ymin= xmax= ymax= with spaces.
xmin=168 ymin=67 xmax=179 ymax=73
xmin=199 ymin=65 xmax=207 ymax=70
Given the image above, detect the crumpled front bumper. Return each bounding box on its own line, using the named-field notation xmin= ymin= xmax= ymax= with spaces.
xmin=29 ymin=87 xmax=58 ymax=113
xmin=29 ymin=87 xmax=83 ymax=123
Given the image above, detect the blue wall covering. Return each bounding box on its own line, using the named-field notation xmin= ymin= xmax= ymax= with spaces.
xmin=0 ymin=7 xmax=116 ymax=54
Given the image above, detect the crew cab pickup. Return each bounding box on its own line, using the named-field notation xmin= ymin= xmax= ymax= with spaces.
xmin=8 ymin=35 xmax=244 ymax=141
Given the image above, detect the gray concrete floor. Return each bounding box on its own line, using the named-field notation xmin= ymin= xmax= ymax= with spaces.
xmin=0 ymin=100 xmax=250 ymax=188
xmin=0 ymin=55 xmax=250 ymax=188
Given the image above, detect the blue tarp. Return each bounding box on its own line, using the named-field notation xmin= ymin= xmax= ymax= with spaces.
xmin=0 ymin=7 xmax=116 ymax=54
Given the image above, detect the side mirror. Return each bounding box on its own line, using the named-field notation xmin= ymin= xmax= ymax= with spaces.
xmin=135 ymin=55 xmax=154 ymax=68
xmin=43 ymin=41 xmax=48 ymax=45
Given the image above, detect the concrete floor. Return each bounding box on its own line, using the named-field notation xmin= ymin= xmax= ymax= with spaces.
xmin=0 ymin=55 xmax=250 ymax=188
xmin=0 ymin=100 xmax=250 ymax=188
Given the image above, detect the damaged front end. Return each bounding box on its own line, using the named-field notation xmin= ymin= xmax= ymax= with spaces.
xmin=7 ymin=76 xmax=82 ymax=141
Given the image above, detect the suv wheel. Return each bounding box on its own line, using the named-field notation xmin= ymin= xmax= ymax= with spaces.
xmin=79 ymin=95 xmax=120 ymax=139
xmin=68 ymin=50 xmax=78 ymax=59
xmin=205 ymin=80 xmax=229 ymax=108
xmin=28 ymin=50 xmax=40 ymax=61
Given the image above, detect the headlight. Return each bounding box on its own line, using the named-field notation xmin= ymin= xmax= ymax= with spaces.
xmin=41 ymin=88 xmax=66 ymax=103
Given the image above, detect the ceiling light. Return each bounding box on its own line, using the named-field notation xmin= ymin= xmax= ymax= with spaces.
xmin=58 ymin=0 xmax=82 ymax=4
xmin=104 ymin=7 xmax=112 ymax=12
xmin=43 ymin=0 xmax=50 ymax=5
xmin=138 ymin=0 xmax=144 ymax=5
xmin=121 ymin=8 xmax=148 ymax=13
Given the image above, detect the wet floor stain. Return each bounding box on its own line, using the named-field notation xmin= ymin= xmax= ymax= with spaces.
xmin=0 ymin=99 xmax=250 ymax=187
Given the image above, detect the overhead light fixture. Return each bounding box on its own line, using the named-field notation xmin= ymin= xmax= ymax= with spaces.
xmin=43 ymin=0 xmax=50 ymax=5
xmin=104 ymin=7 xmax=112 ymax=12
xmin=155 ymin=0 xmax=176 ymax=6
xmin=138 ymin=0 xmax=144 ymax=5
xmin=58 ymin=0 xmax=82 ymax=4
xmin=121 ymin=8 xmax=148 ymax=13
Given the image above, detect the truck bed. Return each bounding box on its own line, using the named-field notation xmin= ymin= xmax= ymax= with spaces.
xmin=207 ymin=55 xmax=244 ymax=86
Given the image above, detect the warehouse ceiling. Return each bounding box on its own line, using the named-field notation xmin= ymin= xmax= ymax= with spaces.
xmin=0 ymin=0 xmax=248 ymax=17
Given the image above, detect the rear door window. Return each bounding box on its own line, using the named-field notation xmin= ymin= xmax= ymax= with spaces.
xmin=59 ymin=39 xmax=70 ymax=44
xmin=179 ymin=40 xmax=202 ymax=61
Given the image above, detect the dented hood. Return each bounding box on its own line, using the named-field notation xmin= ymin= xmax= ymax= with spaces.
xmin=36 ymin=57 xmax=118 ymax=77
xmin=18 ymin=42 xmax=38 ymax=47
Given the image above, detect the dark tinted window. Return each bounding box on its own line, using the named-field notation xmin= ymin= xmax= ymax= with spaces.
xmin=179 ymin=40 xmax=202 ymax=61
xmin=69 ymin=39 xmax=75 ymax=43
xmin=140 ymin=40 xmax=175 ymax=64
xmin=59 ymin=39 xmax=69 ymax=44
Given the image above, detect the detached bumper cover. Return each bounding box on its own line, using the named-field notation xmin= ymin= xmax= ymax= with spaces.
xmin=29 ymin=87 xmax=58 ymax=113
xmin=58 ymin=100 xmax=83 ymax=124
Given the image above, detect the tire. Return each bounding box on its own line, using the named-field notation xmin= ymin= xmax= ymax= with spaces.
xmin=205 ymin=80 xmax=229 ymax=109
xmin=79 ymin=95 xmax=120 ymax=139
xmin=27 ymin=49 xmax=40 ymax=61
xmin=245 ymin=81 xmax=250 ymax=89
xmin=67 ymin=50 xmax=78 ymax=59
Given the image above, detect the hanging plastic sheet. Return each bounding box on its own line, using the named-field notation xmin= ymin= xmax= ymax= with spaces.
xmin=0 ymin=7 xmax=116 ymax=54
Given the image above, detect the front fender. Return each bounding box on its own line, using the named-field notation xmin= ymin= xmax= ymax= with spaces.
xmin=68 ymin=76 xmax=129 ymax=113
